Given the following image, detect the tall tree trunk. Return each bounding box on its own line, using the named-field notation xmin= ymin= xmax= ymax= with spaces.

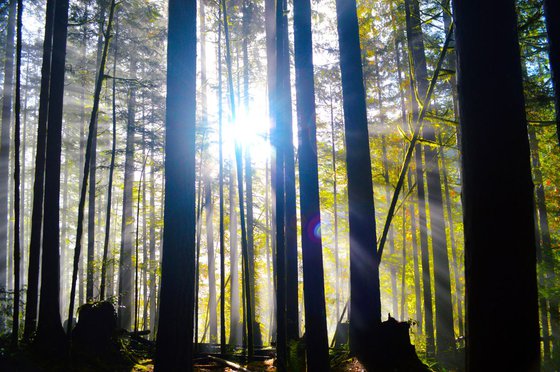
xmin=23 ymin=0 xmax=54 ymax=340
xmin=0 ymin=0 xmax=16 ymax=294
xmin=229 ymin=162 xmax=241 ymax=345
xmin=11 ymin=0 xmax=22 ymax=346
xmin=148 ymin=160 xmax=157 ymax=337
xmin=330 ymin=92 xmax=340 ymax=323
xmin=264 ymin=0 xmax=277 ymax=345
xmin=87 ymin=2 xmax=107 ymax=302
xmin=408 ymin=172 xmax=422 ymax=334
xmin=155 ymin=0 xmax=197 ymax=368
xmin=217 ymin=5 xmax=226 ymax=352
xmin=293 ymin=0 xmax=330 ymax=368
xmin=334 ymin=0 xmax=381 ymax=362
xmin=440 ymin=141 xmax=463 ymax=337
xmin=453 ymin=0 xmax=540 ymax=369
xmin=543 ymin=0 xmax=560 ymax=145
xmin=35 ymin=0 xmax=69 ymax=350
xmin=100 ymin=10 xmax=119 ymax=300
xmin=119 ymin=55 xmax=136 ymax=330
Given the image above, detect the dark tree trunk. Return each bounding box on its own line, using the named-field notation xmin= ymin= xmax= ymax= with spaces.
xmin=118 ymin=56 xmax=136 ymax=330
xmin=543 ymin=0 xmax=560 ymax=145
xmin=293 ymin=0 xmax=330 ymax=368
xmin=334 ymin=0 xmax=381 ymax=361
xmin=453 ymin=0 xmax=540 ymax=369
xmin=35 ymin=0 xmax=69 ymax=350
xmin=155 ymin=0 xmax=197 ymax=368
xmin=11 ymin=0 xmax=22 ymax=347
xmin=23 ymin=0 xmax=54 ymax=340
xmin=0 ymin=0 xmax=16 ymax=293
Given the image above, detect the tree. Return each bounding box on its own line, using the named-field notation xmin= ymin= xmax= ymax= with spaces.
xmin=35 ymin=0 xmax=69 ymax=350
xmin=155 ymin=0 xmax=197 ymax=368
xmin=334 ymin=0 xmax=381 ymax=362
xmin=119 ymin=55 xmax=137 ymax=330
xmin=453 ymin=0 xmax=540 ymax=369
xmin=292 ymin=0 xmax=330 ymax=368
xmin=0 ymin=0 xmax=15 ymax=294
xmin=24 ymin=0 xmax=54 ymax=340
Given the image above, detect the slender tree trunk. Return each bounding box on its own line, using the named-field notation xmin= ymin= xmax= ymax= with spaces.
xmin=11 ymin=0 xmax=22 ymax=346
xmin=149 ymin=160 xmax=157 ymax=336
xmin=100 ymin=10 xmax=119 ymax=300
xmin=330 ymin=92 xmax=340 ymax=323
xmin=217 ymin=6 xmax=226 ymax=352
xmin=35 ymin=0 xmax=69 ymax=350
xmin=264 ymin=0 xmax=277 ymax=345
xmin=0 ymin=0 xmax=16 ymax=294
xmin=334 ymin=0 xmax=381 ymax=362
xmin=229 ymin=162 xmax=241 ymax=345
xmin=408 ymin=172 xmax=422 ymax=334
xmin=87 ymin=2 xmax=107 ymax=302
xmin=205 ymin=177 xmax=217 ymax=343
xmin=155 ymin=0 xmax=197 ymax=367
xmin=119 ymin=55 xmax=136 ymax=330
xmin=453 ymin=0 xmax=540 ymax=369
xmin=293 ymin=0 xmax=330 ymax=368
xmin=440 ymin=141 xmax=463 ymax=336
xmin=23 ymin=0 xmax=54 ymax=340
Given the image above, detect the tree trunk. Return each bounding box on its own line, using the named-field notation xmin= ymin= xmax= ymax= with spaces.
xmin=119 ymin=55 xmax=136 ymax=330
xmin=35 ymin=0 xmax=69 ymax=351
xmin=87 ymin=2 xmax=107 ymax=302
xmin=205 ymin=177 xmax=217 ymax=343
xmin=229 ymin=162 xmax=242 ymax=345
xmin=0 ymin=0 xmax=16 ymax=294
xmin=293 ymin=0 xmax=330 ymax=368
xmin=100 ymin=10 xmax=119 ymax=300
xmin=334 ymin=0 xmax=381 ymax=362
xmin=11 ymin=0 xmax=22 ymax=346
xmin=155 ymin=0 xmax=197 ymax=368
xmin=23 ymin=0 xmax=54 ymax=340
xmin=453 ymin=0 xmax=540 ymax=369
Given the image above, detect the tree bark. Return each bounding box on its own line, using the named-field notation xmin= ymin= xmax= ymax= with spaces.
xmin=293 ymin=0 xmax=330 ymax=368
xmin=543 ymin=0 xmax=560 ymax=145
xmin=35 ymin=0 xmax=69 ymax=351
xmin=0 ymin=0 xmax=16 ymax=294
xmin=119 ymin=55 xmax=136 ymax=330
xmin=453 ymin=0 xmax=540 ymax=369
xmin=334 ymin=0 xmax=381 ymax=361
xmin=23 ymin=0 xmax=54 ymax=340
xmin=155 ymin=0 xmax=197 ymax=368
